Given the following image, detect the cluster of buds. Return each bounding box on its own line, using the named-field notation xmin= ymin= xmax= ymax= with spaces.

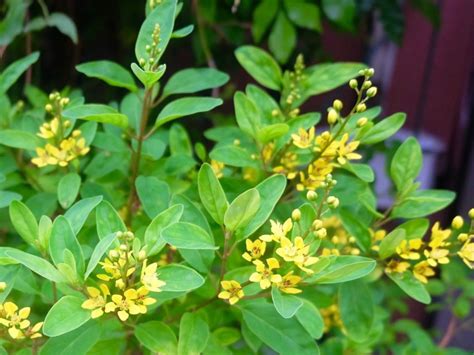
xmin=312 ymin=219 xmax=327 ymax=239
xmin=285 ymin=55 xmax=306 ymax=107
xmin=139 ymin=24 xmax=162 ymax=71
xmin=148 ymin=0 xmax=162 ymax=10
xmin=349 ymin=68 xmax=377 ymax=114
xmin=327 ymin=99 xmax=343 ymax=125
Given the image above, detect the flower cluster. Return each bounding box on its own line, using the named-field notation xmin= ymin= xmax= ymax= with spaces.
xmin=32 ymin=92 xmax=89 ymax=168
xmin=81 ymin=231 xmax=166 ymax=321
xmin=320 ymin=304 xmax=343 ymax=334
xmin=138 ymin=22 xmax=162 ymax=71
xmin=0 ymin=296 xmax=42 ymax=340
xmin=383 ymin=212 xmax=474 ymax=283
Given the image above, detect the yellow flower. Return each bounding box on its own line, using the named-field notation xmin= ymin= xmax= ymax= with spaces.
xmin=242 ymin=239 xmax=266 ymax=262
xmin=37 ymin=117 xmax=60 ymax=139
xmin=261 ymin=143 xmax=275 ymax=164
xmin=276 ymin=236 xmax=307 ymax=262
xmin=428 ymin=222 xmax=451 ymax=248
xmin=320 ymin=304 xmax=343 ymax=333
xmin=259 ymin=218 xmax=292 ymax=242
xmin=249 ymin=258 xmax=282 ymax=289
xmin=385 ymin=260 xmax=410 ymax=274
xmin=210 ymin=160 xmax=224 ymax=178
xmin=0 ymin=302 xmax=31 ymax=339
xmin=45 ymin=143 xmax=70 ymax=167
xmin=105 ymin=289 xmax=146 ymax=321
xmin=273 ymin=152 xmax=298 ymax=179
xmin=413 ymin=261 xmax=435 ymax=284
xmin=296 ymin=158 xmax=333 ymax=191
xmin=292 ymin=127 xmax=315 ymax=149
xmin=278 ymin=272 xmax=302 ymax=294
xmin=81 ymin=284 xmax=110 ymax=319
xmin=218 ymin=280 xmax=244 ymax=305
xmin=423 ymin=248 xmax=450 ymax=267
xmin=31 ymin=147 xmax=57 ymax=167
xmin=335 ymin=133 xmax=361 ymax=165
xmin=141 ymin=260 xmax=166 ymax=292
xmin=314 ymin=131 xmax=337 ymax=157
xmin=396 ymin=239 xmax=423 ymax=260
xmin=457 ymin=239 xmax=474 ymax=269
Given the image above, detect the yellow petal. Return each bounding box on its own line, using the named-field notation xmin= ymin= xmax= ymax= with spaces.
xmin=117 ymin=310 xmax=129 ymax=321
xmin=19 ymin=307 xmax=31 ymax=319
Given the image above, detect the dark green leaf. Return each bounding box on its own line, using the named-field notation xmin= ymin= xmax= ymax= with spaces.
xmin=269 ymin=11 xmax=296 ymax=64
xmin=76 ymin=60 xmax=137 ymax=91
xmin=135 ymin=176 xmax=170 ymax=219
xmin=62 ymin=104 xmax=128 ymax=128
xmin=198 ymin=163 xmax=228 ymax=225
xmin=235 ymin=46 xmax=282 ymax=90
xmin=0 ymin=52 xmax=40 ymax=94
xmin=163 ymin=68 xmax=229 ymax=97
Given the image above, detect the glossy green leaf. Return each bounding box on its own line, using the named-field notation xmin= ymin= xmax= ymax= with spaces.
xmin=339 ymin=208 xmax=371 ymax=252
xmin=62 ymin=104 xmax=128 ymax=128
xmin=178 ymin=313 xmax=210 ymax=355
xmin=39 ymin=322 xmax=100 ymax=355
xmin=198 ymin=163 xmax=228 ymax=225
xmin=65 ymin=196 xmax=103 ymax=234
xmin=295 ymin=299 xmax=324 ymax=339
xmin=95 ymin=201 xmax=127 ymax=239
xmin=391 ymin=189 xmax=455 ymax=218
xmin=155 ymin=97 xmax=222 ymax=128
xmin=131 ymin=62 xmax=166 ymax=88
xmin=322 ymin=0 xmax=356 ymax=30
xmin=169 ymin=123 xmax=192 ymax=156
xmin=269 ymin=11 xmax=296 ymax=64
xmin=135 ymin=0 xmax=177 ymax=63
xmin=234 ymin=91 xmax=261 ymax=137
xmin=360 ymin=113 xmax=406 ymax=145
xmin=161 ymin=222 xmax=217 ymax=250
xmin=256 ymin=123 xmax=289 ymax=143
xmin=76 ymin=60 xmax=137 ymax=91
xmin=284 ymin=0 xmax=321 ymax=31
xmin=398 ymin=218 xmax=430 ymax=240
xmin=172 ymin=24 xmax=194 ymax=38
xmin=209 ymin=145 xmax=257 ymax=168
xmin=163 ymin=68 xmax=229 ymax=97
xmin=43 ymin=296 xmax=91 ymax=337
xmin=271 ymin=286 xmax=303 ymax=318
xmin=343 ymin=163 xmax=374 ymax=183
xmin=135 ymin=321 xmax=177 ymax=354
xmin=5 ymin=249 xmax=64 ymax=283
xmin=145 ymin=204 xmax=183 ymax=256
xmin=9 ymin=200 xmax=38 ymax=247
xmin=235 ymin=46 xmax=282 ymax=90
xmin=390 ymin=137 xmax=422 ymax=192
xmin=387 ymin=271 xmax=431 ymax=304
xmin=252 ymin=0 xmax=279 ymax=42
xmin=58 ymin=173 xmax=81 ymax=209
xmin=0 ymin=129 xmax=41 ymax=150
xmin=224 ymin=188 xmax=260 ymax=232
xmin=159 ymin=264 xmax=205 ymax=292
xmin=308 ymin=255 xmax=376 ymax=284
xmin=135 ymin=176 xmax=170 ymax=219
xmin=378 ymin=229 xmax=406 ymax=259
xmin=0 ymin=52 xmax=40 ymax=94
xmin=85 ymin=233 xmax=117 ymax=279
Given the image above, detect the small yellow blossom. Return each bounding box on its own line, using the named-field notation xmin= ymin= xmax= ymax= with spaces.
xmin=335 ymin=133 xmax=361 ymax=165
xmin=385 ymin=260 xmax=410 ymax=274
xmin=396 ymin=239 xmax=423 ymax=260
xmin=141 ymin=260 xmax=166 ymax=292
xmin=273 ymin=152 xmax=299 ymax=179
xmin=211 ymin=160 xmax=225 ymax=178
xmin=278 ymin=272 xmax=302 ymax=294
xmin=81 ymin=284 xmax=110 ymax=319
xmin=428 ymin=222 xmax=451 ymax=248
xmin=296 ymin=158 xmax=333 ymax=191
xmin=249 ymin=258 xmax=282 ymax=289
xmin=458 ymin=239 xmax=474 ymax=269
xmin=451 ymin=216 xmax=464 ymax=229
xmin=105 ymin=289 xmax=146 ymax=321
xmin=320 ymin=304 xmax=343 ymax=333
xmin=424 ymin=248 xmax=450 ymax=267
xmin=259 ymin=218 xmax=292 ymax=242
xmin=242 ymin=239 xmax=266 ymax=262
xmin=0 ymin=303 xmax=31 ymax=339
xmin=261 ymin=143 xmax=275 ymax=164
xmin=292 ymin=127 xmax=315 ymax=149
xmin=218 ymin=280 xmax=244 ymax=305
xmin=413 ymin=261 xmax=435 ymax=284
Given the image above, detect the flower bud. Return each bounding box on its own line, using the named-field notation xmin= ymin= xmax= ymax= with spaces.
xmin=119 ymin=244 xmax=128 ymax=251
xmin=349 ymin=79 xmax=358 ymax=89
xmin=233 ymin=139 xmax=240 ymax=146
xmin=327 ymin=108 xmax=338 ymax=125
xmin=0 ymin=282 xmax=6 ymax=292
xmin=115 ymin=279 xmax=125 ymax=290
xmin=367 ymin=68 xmax=375 ymax=77
xmin=138 ymin=250 xmax=147 ymax=261
xmin=312 ymin=219 xmax=323 ymax=230
xmin=109 ymin=249 xmax=119 ymax=259
xmin=139 ymin=58 xmax=146 ymax=66
xmin=458 ymin=233 xmax=468 ymax=242
xmin=292 ymin=209 xmax=301 ymax=221
xmin=306 ymin=190 xmax=318 ymax=201
xmin=451 ymin=216 xmax=464 ymax=229
xmin=362 ymin=81 xmax=372 ymax=89
xmin=271 ymin=109 xmax=280 ymax=117
xmin=366 ymin=87 xmax=378 ymax=97
xmin=317 ymin=228 xmax=327 ymax=238
xmin=349 ymin=236 xmax=356 ymax=243
xmin=327 ymin=196 xmax=340 ymax=208
xmin=469 ymin=208 xmax=474 ymax=219
xmin=125 ymin=231 xmax=135 ymax=240
xmin=356 ymin=103 xmax=366 ymax=113
xmin=45 ymin=104 xmax=53 ymax=112
xmin=357 ymin=117 xmax=368 ymax=127
xmin=333 ymin=99 xmax=343 ymax=111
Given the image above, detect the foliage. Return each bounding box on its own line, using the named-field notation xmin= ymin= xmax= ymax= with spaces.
xmin=0 ymin=1 xmax=472 ymax=354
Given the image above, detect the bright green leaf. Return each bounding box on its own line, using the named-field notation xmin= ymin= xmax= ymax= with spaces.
xmin=76 ymin=60 xmax=137 ymax=91
xmin=198 ymin=163 xmax=228 ymax=225
xmin=163 ymin=68 xmax=229 ymax=97
xmin=43 ymin=296 xmax=91 ymax=337
xmin=224 ymin=189 xmax=260 ymax=232
xmin=161 ymin=222 xmax=217 ymax=250
xmin=62 ymin=104 xmax=128 ymax=128
xmin=58 ymin=173 xmax=81 ymax=209
xmin=235 ymin=46 xmax=282 ymax=90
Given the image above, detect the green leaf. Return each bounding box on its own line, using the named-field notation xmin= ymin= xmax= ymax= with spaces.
xmin=131 ymin=62 xmax=166 ymax=88
xmin=235 ymin=46 xmax=282 ymax=90
xmin=39 ymin=322 xmax=100 ymax=355
xmin=343 ymin=163 xmax=374 ymax=183
xmin=360 ymin=113 xmax=406 ymax=145
xmin=0 ymin=129 xmax=41 ymax=150
xmin=0 ymin=191 xmax=22 ymax=209
xmin=135 ymin=321 xmax=177 ymax=354
xmin=339 ymin=208 xmax=371 ymax=252
xmin=295 ymin=299 xmax=324 ymax=339
xmin=178 ymin=313 xmax=210 ymax=355
xmin=284 ymin=0 xmax=321 ymax=31
xmin=47 ymin=13 xmax=78 ymax=44
xmin=209 ymin=145 xmax=257 ymax=168
xmin=224 ymin=189 xmax=260 ymax=232
xmin=213 ymin=327 xmax=241 ymax=346
xmin=0 ymin=52 xmax=40 ymax=94
xmin=135 ymin=176 xmax=170 ymax=219
xmin=256 ymin=123 xmax=289 ymax=143
xmin=49 ymin=216 xmax=85 ymax=276
xmin=163 ymin=68 xmax=229 ymax=97
xmin=154 ymin=97 xmax=222 ymax=128
xmin=271 ymin=287 xmax=303 ymax=319
xmin=308 ymin=255 xmax=376 ymax=284
xmin=269 ymin=11 xmax=296 ymax=64
xmin=378 ymin=229 xmax=406 ymax=259
xmin=234 ymin=91 xmax=261 ymax=137
xmin=135 ymin=0 xmax=177 ymax=64
xmin=172 ymin=24 xmax=194 ymax=38
xmin=43 ymin=296 xmax=91 ymax=337
xmin=241 ymin=302 xmax=319 ymax=355
xmin=391 ymin=189 xmax=455 ymax=218
xmin=5 ymin=249 xmax=64 ymax=283
xmin=95 ymin=201 xmax=126 ymax=239
xmin=398 ymin=218 xmax=430 ymax=240
xmin=62 ymin=104 xmax=128 ymax=128
xmin=390 ymin=137 xmax=422 ymax=192
xmin=252 ymin=0 xmax=279 ymax=42
xmin=145 ymin=204 xmax=183 ymax=256
xmin=161 ymin=222 xmax=217 ymax=250
xmin=236 ymin=174 xmax=286 ymax=240
xmin=159 ymin=264 xmax=205 ymax=292
xmin=76 ymin=60 xmax=137 ymax=91
xmin=339 ymin=280 xmax=374 ymax=341
xmin=65 ymin=196 xmax=103 ymax=234
xmin=58 ymin=173 xmax=81 ymax=209
xmin=169 ymin=123 xmax=192 ymax=156
xmin=85 ymin=233 xmax=117 ymax=279
xmin=322 ymin=0 xmax=356 ymax=30
xmin=9 ymin=200 xmax=38 ymax=247
xmin=387 ymin=271 xmax=431 ymax=304
xmin=198 ymin=163 xmax=228 ymax=225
